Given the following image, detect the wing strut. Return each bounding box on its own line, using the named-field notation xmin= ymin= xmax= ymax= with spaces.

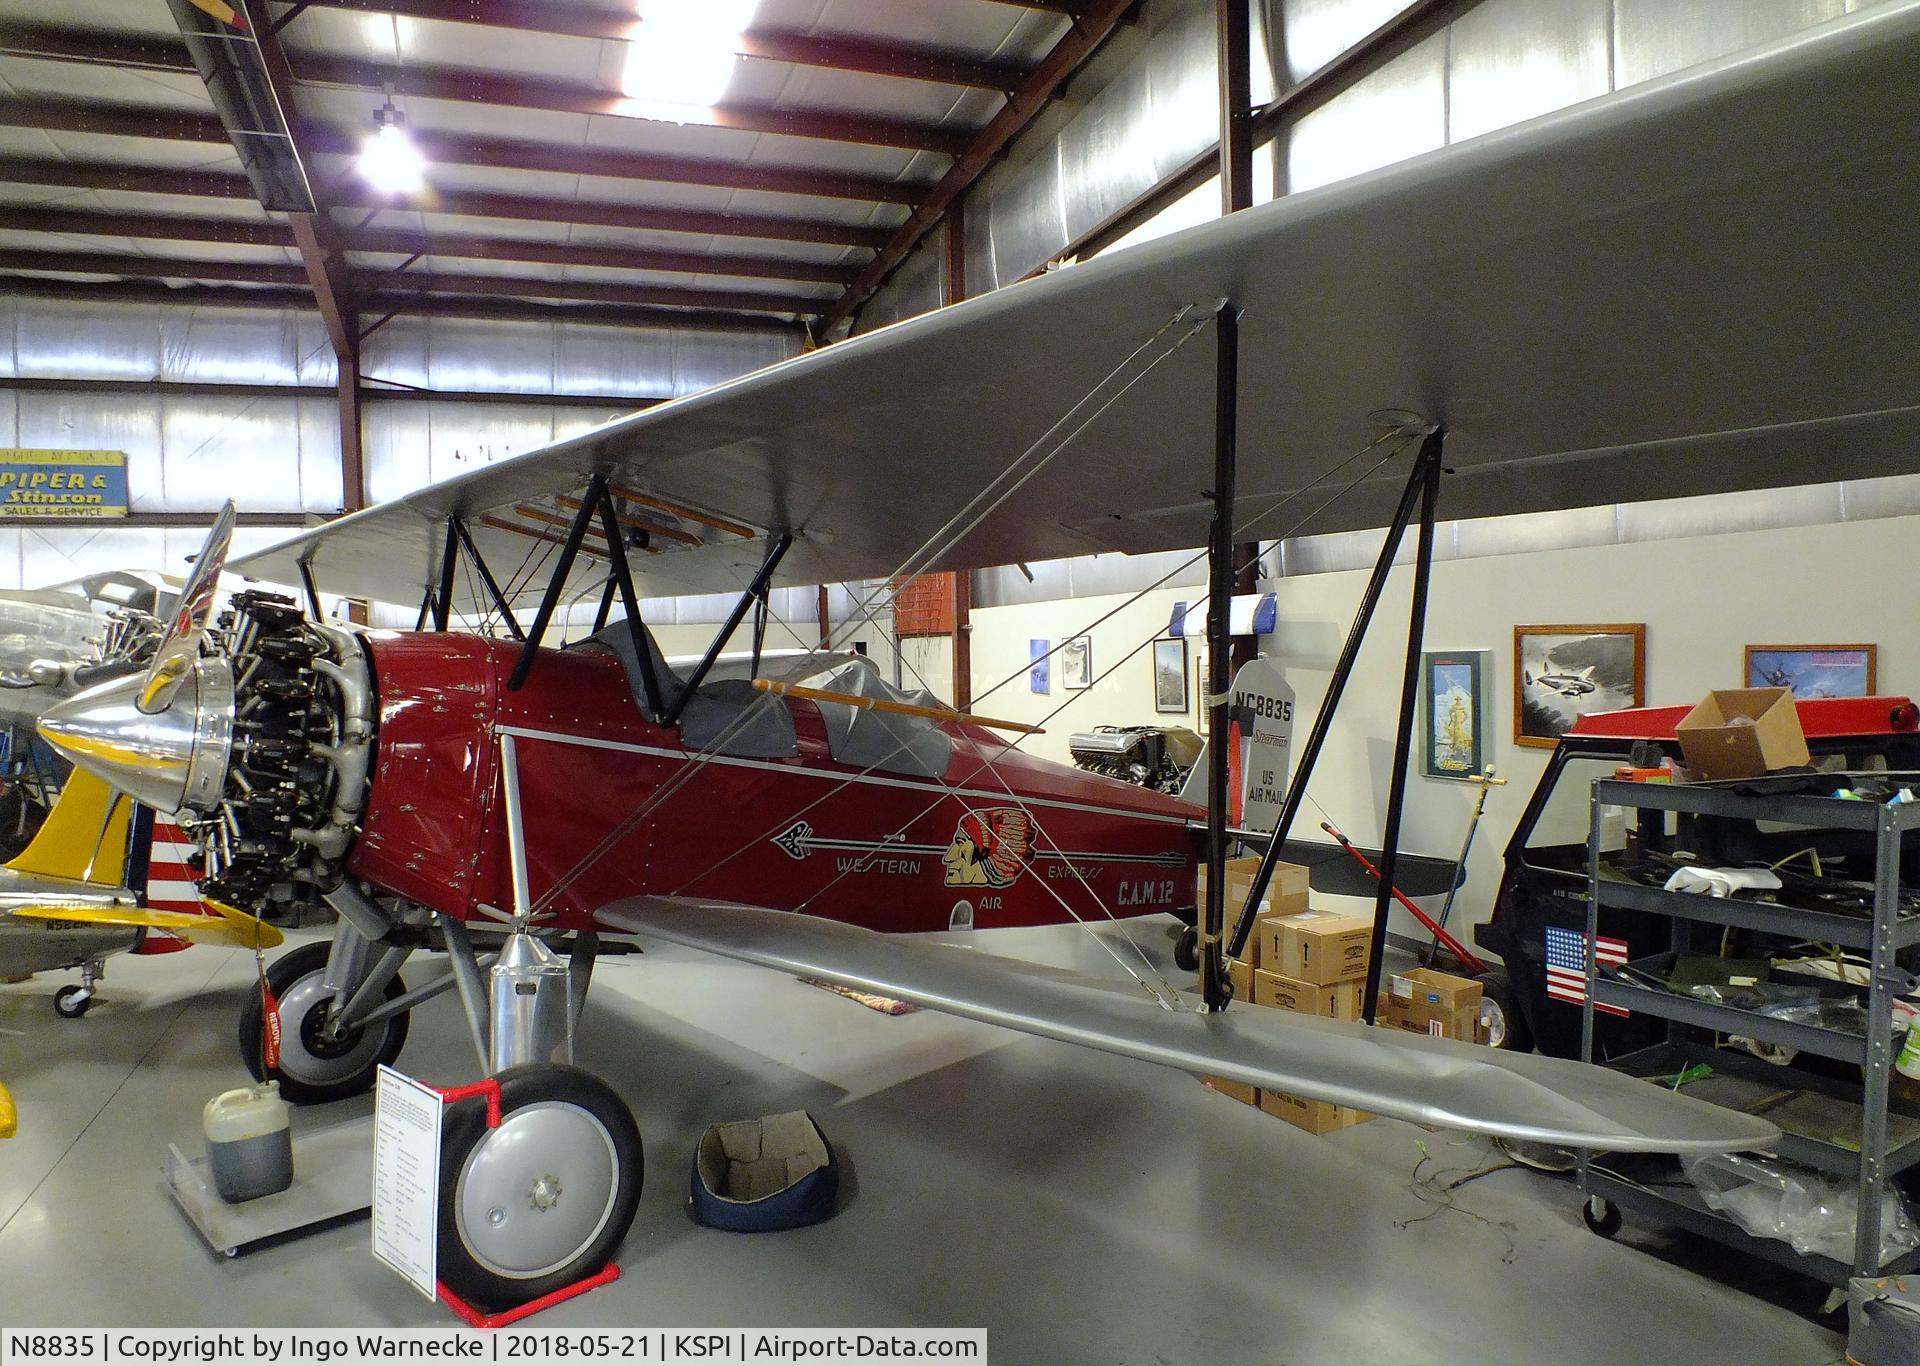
xmin=500 ymin=475 xmax=686 ymax=719
xmin=416 ymin=516 xmax=528 ymax=640
xmin=1223 ymin=428 xmax=1448 ymax=1024
xmin=662 ymin=531 xmax=792 ymax=724
xmin=508 ymin=473 xmax=605 ymax=687
xmin=450 ymin=517 xmax=526 ymax=642
xmin=1200 ymin=300 xmax=1239 ymax=1013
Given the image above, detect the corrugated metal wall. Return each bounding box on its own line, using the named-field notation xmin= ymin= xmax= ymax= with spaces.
xmin=3 ymin=0 xmax=1902 ymax=606
xmin=867 ymin=0 xmax=1915 ymax=602
xmin=0 ymin=294 xmax=799 ymax=590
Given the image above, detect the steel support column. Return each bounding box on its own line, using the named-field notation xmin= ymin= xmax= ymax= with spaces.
xmin=1217 ymin=0 xmax=1252 ymax=217
xmin=338 ymin=325 xmax=363 ymax=512
xmin=1218 ymin=0 xmax=1262 ymax=673
xmin=944 ymin=204 xmax=972 ymax=711
xmin=1202 ymin=301 xmax=1240 ymax=1013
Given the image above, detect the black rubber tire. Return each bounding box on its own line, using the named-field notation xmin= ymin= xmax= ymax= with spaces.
xmin=54 ymin=984 xmax=92 ymax=1018
xmin=1582 ymin=1196 xmax=1622 ymax=1238
xmin=1173 ymin=926 xmax=1200 ymax=973
xmin=437 ymin=1065 xmax=644 ymax=1313
xmin=1475 ymin=968 xmax=1533 ymax=1053
xmin=238 ymin=940 xmax=409 ymax=1105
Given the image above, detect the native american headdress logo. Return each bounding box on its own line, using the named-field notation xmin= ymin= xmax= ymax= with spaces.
xmin=942 ymin=807 xmax=1033 ymax=888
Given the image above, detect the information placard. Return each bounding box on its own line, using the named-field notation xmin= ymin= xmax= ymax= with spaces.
xmin=371 ymin=1065 xmax=442 ymax=1299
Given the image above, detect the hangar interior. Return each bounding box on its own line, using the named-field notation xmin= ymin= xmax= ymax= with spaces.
xmin=0 ymin=0 xmax=1915 ymax=1360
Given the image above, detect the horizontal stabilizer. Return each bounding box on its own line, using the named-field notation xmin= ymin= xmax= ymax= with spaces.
xmin=10 ymin=900 xmax=282 ymax=949
xmin=599 ymin=897 xmax=1777 ymax=1155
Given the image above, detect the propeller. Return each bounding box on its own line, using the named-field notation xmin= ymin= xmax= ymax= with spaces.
xmin=136 ymin=501 xmax=236 ymax=715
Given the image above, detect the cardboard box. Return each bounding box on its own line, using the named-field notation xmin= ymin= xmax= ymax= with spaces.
xmin=1385 ymin=967 xmax=1484 ymax=1040
xmin=1258 ymin=1088 xmax=1371 ymax=1134
xmin=1676 ymin=687 xmax=1810 ymax=781
xmin=1197 ymin=855 xmax=1311 ymax=941
xmin=1202 ymin=1075 xmax=1258 ymax=1106
xmin=1252 ymin=968 xmax=1364 ymax=1021
xmin=1227 ymin=957 xmax=1253 ymax=1002
xmin=1262 ymin=908 xmax=1373 ymax=985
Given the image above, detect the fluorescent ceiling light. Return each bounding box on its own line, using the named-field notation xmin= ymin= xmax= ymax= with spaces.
xmin=358 ymin=102 xmax=424 ymax=194
xmin=621 ymin=0 xmax=758 ymax=122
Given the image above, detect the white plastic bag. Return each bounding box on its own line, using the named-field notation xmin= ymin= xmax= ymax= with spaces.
xmin=1682 ymin=1152 xmax=1919 ymax=1264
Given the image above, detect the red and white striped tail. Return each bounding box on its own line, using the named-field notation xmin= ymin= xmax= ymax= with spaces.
xmin=132 ymin=815 xmax=205 ymax=956
xmin=145 ymin=817 xmax=205 ymax=915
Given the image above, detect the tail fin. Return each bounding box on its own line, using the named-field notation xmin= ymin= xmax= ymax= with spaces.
xmin=6 ymin=769 xmax=132 ymax=887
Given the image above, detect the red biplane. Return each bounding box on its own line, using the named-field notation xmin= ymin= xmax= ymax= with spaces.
xmin=38 ymin=7 xmax=1920 ymax=1310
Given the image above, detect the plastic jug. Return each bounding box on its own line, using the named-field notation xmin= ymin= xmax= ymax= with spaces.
xmin=1896 ymin=1000 xmax=1920 ymax=1082
xmin=203 ymin=1081 xmax=293 ymax=1203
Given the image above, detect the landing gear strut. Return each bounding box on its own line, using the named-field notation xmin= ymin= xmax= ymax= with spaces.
xmin=236 ymin=877 xmax=641 ymax=1310
xmin=431 ymin=916 xmax=639 ymax=1311
xmin=54 ymin=960 xmax=102 ymax=1017
xmin=239 ymin=938 xmax=412 ymax=1104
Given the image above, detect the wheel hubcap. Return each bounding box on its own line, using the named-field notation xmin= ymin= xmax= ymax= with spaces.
xmin=276 ymin=970 xmax=388 ymax=1084
xmin=456 ymin=1101 xmax=618 ymax=1280
xmin=1479 ymin=997 xmax=1507 ymax=1049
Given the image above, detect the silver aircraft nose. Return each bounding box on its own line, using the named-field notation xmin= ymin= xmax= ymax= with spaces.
xmin=38 ymin=658 xmax=235 ymax=815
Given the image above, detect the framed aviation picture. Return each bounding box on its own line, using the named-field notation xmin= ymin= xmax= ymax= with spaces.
xmin=1061 ymin=635 xmax=1092 ymax=691
xmin=1745 ymin=643 xmax=1876 ymax=698
xmin=1029 ymin=638 xmax=1050 ymax=694
xmin=1514 ymin=623 xmax=1645 ymax=748
xmin=1422 ymin=650 xmax=1487 ymax=779
xmin=1152 ymin=638 xmax=1188 ymax=713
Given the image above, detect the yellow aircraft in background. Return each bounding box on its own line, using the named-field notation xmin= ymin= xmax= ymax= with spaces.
xmin=0 ymin=767 xmax=281 ymax=1137
xmin=0 ymin=768 xmax=280 ymax=1016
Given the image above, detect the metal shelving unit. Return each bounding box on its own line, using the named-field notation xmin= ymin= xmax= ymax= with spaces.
xmin=1579 ymin=776 xmax=1920 ymax=1287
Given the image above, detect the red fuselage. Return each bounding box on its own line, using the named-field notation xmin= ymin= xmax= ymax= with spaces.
xmin=348 ymin=633 xmax=1202 ymax=933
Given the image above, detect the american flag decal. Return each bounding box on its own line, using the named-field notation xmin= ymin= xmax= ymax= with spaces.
xmin=1544 ymin=924 xmax=1630 ymax=1018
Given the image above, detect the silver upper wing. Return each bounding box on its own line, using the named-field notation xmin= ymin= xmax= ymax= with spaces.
xmin=233 ymin=3 xmax=1920 ymax=610
xmin=598 ymin=897 xmax=1779 ymax=1154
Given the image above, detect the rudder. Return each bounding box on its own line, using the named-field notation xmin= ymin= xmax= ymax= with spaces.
xmin=7 ymin=769 xmax=132 ymax=887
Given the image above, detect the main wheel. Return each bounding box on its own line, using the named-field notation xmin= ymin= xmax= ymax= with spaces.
xmin=1173 ymin=926 xmax=1200 ymax=973
xmin=54 ymin=984 xmax=93 ymax=1018
xmin=1582 ymin=1196 xmax=1622 ymax=1238
xmin=1475 ymin=969 xmax=1532 ymax=1052
xmin=238 ymin=940 xmax=409 ymax=1105
xmin=437 ymin=1065 xmax=643 ymax=1312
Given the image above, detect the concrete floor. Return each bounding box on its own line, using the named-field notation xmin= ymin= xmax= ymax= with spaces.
xmin=0 ymin=919 xmax=1845 ymax=1364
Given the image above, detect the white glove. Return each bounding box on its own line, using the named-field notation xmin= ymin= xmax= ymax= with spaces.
xmin=1663 ymin=866 xmax=1784 ymax=898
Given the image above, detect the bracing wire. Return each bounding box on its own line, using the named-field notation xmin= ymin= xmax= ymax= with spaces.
xmin=642 ymin=426 xmax=1422 ymax=1005
xmin=513 ymin=295 xmax=1424 ymax=1006
xmin=521 ymin=307 xmax=1218 ymax=916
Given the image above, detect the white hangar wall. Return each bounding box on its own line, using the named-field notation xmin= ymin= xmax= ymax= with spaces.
xmin=968 ymin=500 xmax=1920 ymax=949
xmin=840 ymin=0 xmax=1920 ymax=961
xmin=0 ymin=294 xmax=798 ymax=589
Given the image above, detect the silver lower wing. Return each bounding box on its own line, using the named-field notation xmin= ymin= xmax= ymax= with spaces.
xmin=597 ymin=898 xmax=1776 ymax=1155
